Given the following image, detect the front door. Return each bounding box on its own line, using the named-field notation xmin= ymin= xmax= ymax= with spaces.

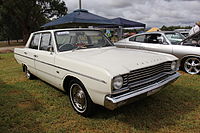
xmin=35 ymin=32 xmax=57 ymax=86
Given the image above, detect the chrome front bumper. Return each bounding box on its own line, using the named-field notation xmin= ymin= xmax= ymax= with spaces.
xmin=104 ymin=72 xmax=180 ymax=110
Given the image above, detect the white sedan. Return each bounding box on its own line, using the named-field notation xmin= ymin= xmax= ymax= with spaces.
xmin=14 ymin=29 xmax=180 ymax=116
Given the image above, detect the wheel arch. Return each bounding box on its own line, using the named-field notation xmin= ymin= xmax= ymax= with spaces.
xmin=22 ymin=63 xmax=27 ymax=72
xmin=180 ymin=55 xmax=200 ymax=67
xmin=63 ymin=75 xmax=84 ymax=95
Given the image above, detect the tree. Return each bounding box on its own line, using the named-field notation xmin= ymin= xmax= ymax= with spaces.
xmin=0 ymin=6 xmax=22 ymax=44
xmin=160 ymin=25 xmax=192 ymax=31
xmin=0 ymin=0 xmax=67 ymax=43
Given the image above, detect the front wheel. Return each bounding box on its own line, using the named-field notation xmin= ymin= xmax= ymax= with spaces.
xmin=183 ymin=57 xmax=200 ymax=74
xmin=69 ymin=79 xmax=94 ymax=117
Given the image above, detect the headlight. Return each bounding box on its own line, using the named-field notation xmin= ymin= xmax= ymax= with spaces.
xmin=171 ymin=61 xmax=177 ymax=71
xmin=112 ymin=76 xmax=123 ymax=90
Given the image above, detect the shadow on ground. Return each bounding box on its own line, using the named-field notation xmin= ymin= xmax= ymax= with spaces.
xmin=93 ymin=84 xmax=200 ymax=132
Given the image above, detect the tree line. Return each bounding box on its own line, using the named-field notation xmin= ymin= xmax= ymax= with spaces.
xmin=160 ymin=25 xmax=192 ymax=31
xmin=0 ymin=0 xmax=68 ymax=44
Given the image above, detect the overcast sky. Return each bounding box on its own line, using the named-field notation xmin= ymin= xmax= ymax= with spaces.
xmin=63 ymin=0 xmax=200 ymax=27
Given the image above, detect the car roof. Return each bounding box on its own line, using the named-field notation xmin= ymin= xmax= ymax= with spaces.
xmin=144 ymin=31 xmax=178 ymax=34
xmin=127 ymin=31 xmax=178 ymax=38
xmin=32 ymin=28 xmax=100 ymax=34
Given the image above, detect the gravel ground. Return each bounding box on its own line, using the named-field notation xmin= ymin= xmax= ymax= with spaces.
xmin=0 ymin=46 xmax=24 ymax=53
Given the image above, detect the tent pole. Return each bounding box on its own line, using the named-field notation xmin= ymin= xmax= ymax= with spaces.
xmin=79 ymin=0 xmax=82 ymax=9
xmin=119 ymin=26 xmax=123 ymax=40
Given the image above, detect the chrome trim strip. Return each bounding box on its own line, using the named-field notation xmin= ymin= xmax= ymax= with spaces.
xmin=14 ymin=52 xmax=107 ymax=84
xmin=15 ymin=52 xmax=35 ymax=60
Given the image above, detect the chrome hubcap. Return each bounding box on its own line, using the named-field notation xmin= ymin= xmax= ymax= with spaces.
xmin=184 ymin=58 xmax=200 ymax=74
xmin=70 ymin=84 xmax=87 ymax=113
xmin=26 ymin=69 xmax=31 ymax=78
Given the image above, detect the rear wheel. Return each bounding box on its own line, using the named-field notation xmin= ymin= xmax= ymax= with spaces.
xmin=69 ymin=79 xmax=94 ymax=117
xmin=183 ymin=57 xmax=200 ymax=74
xmin=24 ymin=65 xmax=34 ymax=79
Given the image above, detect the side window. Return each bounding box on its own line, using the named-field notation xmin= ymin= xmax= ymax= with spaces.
xmin=134 ymin=35 xmax=145 ymax=43
xmin=29 ymin=34 xmax=40 ymax=49
xmin=40 ymin=33 xmax=53 ymax=51
xmin=146 ymin=34 xmax=161 ymax=44
xmin=129 ymin=37 xmax=135 ymax=41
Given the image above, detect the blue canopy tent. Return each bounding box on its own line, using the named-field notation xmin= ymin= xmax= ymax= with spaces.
xmin=97 ymin=17 xmax=146 ymax=28
xmin=97 ymin=17 xmax=146 ymax=39
xmin=41 ymin=9 xmax=116 ymax=28
xmin=111 ymin=17 xmax=146 ymax=28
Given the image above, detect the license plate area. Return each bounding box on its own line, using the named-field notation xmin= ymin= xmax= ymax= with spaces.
xmin=147 ymin=88 xmax=161 ymax=96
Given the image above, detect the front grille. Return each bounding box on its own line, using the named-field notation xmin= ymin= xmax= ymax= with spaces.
xmin=122 ymin=61 xmax=173 ymax=91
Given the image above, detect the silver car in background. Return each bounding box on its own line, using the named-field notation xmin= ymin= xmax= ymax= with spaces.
xmin=115 ymin=31 xmax=200 ymax=74
xmin=174 ymin=29 xmax=190 ymax=37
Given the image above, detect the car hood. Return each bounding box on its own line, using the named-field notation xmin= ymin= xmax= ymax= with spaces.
xmin=59 ymin=46 xmax=177 ymax=77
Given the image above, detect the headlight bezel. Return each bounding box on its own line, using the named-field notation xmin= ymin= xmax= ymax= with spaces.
xmin=171 ymin=61 xmax=177 ymax=71
xmin=112 ymin=75 xmax=124 ymax=90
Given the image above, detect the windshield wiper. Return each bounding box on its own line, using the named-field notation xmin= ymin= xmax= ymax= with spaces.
xmin=72 ymin=46 xmax=83 ymax=52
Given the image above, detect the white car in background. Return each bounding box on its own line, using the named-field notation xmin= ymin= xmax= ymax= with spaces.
xmin=14 ymin=29 xmax=180 ymax=116
xmin=174 ymin=29 xmax=189 ymax=37
xmin=116 ymin=31 xmax=200 ymax=74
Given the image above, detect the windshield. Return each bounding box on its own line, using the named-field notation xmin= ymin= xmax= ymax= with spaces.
xmin=181 ymin=31 xmax=200 ymax=46
xmin=165 ymin=32 xmax=185 ymax=44
xmin=54 ymin=30 xmax=113 ymax=52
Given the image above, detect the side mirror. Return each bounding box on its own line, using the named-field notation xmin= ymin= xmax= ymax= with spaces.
xmin=47 ymin=46 xmax=54 ymax=52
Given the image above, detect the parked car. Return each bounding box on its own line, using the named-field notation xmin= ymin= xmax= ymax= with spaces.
xmin=115 ymin=31 xmax=200 ymax=74
xmin=174 ymin=29 xmax=189 ymax=37
xmin=14 ymin=29 xmax=180 ymax=116
xmin=181 ymin=30 xmax=200 ymax=47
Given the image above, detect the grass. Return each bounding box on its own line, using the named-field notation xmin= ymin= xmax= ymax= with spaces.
xmin=0 ymin=53 xmax=200 ymax=133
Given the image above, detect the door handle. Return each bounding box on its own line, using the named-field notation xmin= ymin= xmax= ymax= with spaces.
xmin=24 ymin=52 xmax=27 ymax=55
xmin=34 ymin=55 xmax=38 ymax=58
xmin=140 ymin=46 xmax=145 ymax=49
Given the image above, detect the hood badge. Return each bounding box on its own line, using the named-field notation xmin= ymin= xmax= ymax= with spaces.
xmin=137 ymin=59 xmax=160 ymax=66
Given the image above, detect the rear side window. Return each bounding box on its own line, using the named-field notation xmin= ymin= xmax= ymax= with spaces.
xmin=29 ymin=34 xmax=40 ymax=49
xmin=135 ymin=35 xmax=145 ymax=42
xmin=129 ymin=36 xmax=135 ymax=41
xmin=146 ymin=34 xmax=161 ymax=44
xmin=40 ymin=33 xmax=52 ymax=51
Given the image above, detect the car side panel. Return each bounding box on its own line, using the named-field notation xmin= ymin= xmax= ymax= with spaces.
xmin=142 ymin=43 xmax=173 ymax=55
xmin=172 ymin=45 xmax=200 ymax=59
xmin=34 ymin=51 xmax=60 ymax=87
xmin=54 ymin=56 xmax=111 ymax=106
xmin=14 ymin=48 xmax=37 ymax=76
xmin=25 ymin=48 xmax=38 ymax=75
xmin=115 ymin=41 xmax=142 ymax=49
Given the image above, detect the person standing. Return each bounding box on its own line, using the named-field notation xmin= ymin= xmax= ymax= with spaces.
xmin=189 ymin=21 xmax=200 ymax=36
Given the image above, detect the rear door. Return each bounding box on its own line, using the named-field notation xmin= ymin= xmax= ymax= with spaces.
xmin=24 ymin=33 xmax=41 ymax=75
